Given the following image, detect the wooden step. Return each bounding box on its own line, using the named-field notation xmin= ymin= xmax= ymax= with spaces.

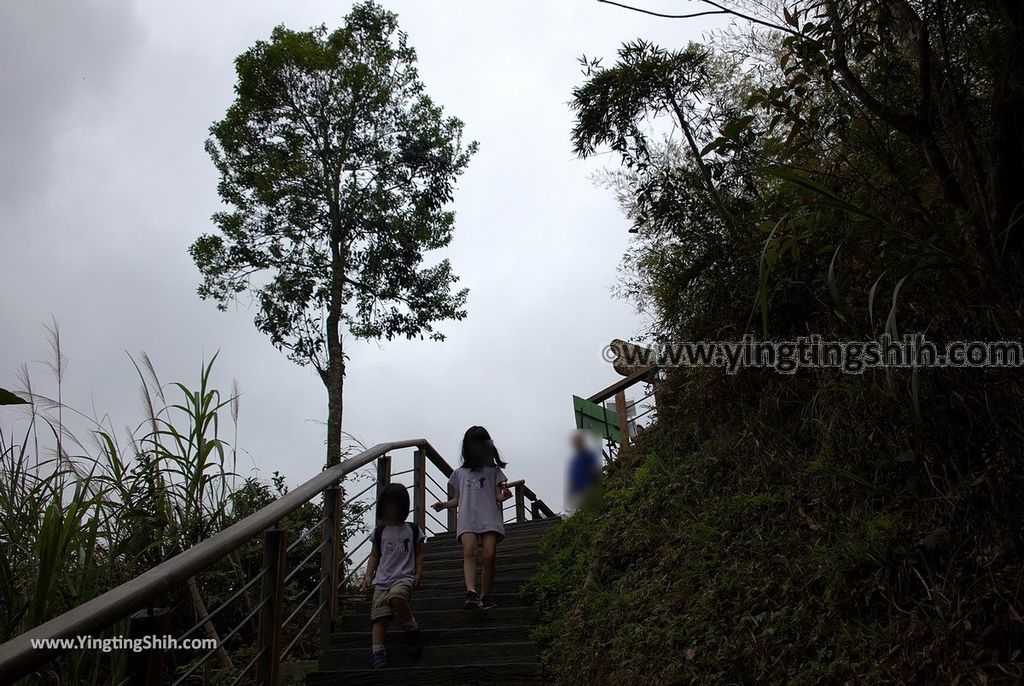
xmin=423 ymin=535 xmax=551 ymax=551
xmin=329 ymin=625 xmax=537 ymax=649
xmin=339 ymin=606 xmax=535 ymax=632
xmin=306 ymin=662 xmax=544 ymax=685
xmin=340 ymin=592 xmax=524 ymax=614
xmin=424 ymin=519 xmax=559 ymax=543
xmin=414 ymin=573 xmax=534 ymax=595
xmin=422 ymin=541 xmax=547 ymax=562
xmin=320 ymin=640 xmax=538 ymax=670
xmin=419 ymin=558 xmax=544 ymax=574
xmin=422 ymin=535 xmax=552 ymax=553
xmin=307 ymin=518 xmax=552 ymax=684
xmin=419 ymin=558 xmax=542 ymax=577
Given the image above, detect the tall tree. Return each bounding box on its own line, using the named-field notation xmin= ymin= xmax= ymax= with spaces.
xmin=191 ymin=2 xmax=476 ymax=465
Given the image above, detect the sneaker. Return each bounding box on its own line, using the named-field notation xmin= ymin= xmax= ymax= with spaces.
xmin=405 ymin=627 xmax=423 ymax=658
xmin=463 ymin=590 xmax=483 ymax=610
xmin=371 ymin=649 xmax=386 ymax=669
xmin=480 ymin=596 xmax=498 ymax=610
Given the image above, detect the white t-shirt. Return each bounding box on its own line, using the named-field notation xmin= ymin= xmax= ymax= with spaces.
xmin=448 ymin=465 xmax=507 ymax=541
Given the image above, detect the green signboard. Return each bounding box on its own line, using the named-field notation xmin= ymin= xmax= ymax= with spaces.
xmin=573 ymin=395 xmax=622 ymax=445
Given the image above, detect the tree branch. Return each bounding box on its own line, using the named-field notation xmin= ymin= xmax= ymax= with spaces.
xmin=597 ymin=0 xmax=726 ymax=20
xmin=596 ymin=0 xmax=802 ymax=37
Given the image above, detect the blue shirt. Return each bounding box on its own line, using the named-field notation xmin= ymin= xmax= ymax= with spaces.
xmin=568 ymin=448 xmax=600 ymax=496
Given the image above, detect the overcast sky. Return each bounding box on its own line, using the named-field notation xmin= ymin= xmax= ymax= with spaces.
xmin=0 ymin=1 xmax=721 ymax=512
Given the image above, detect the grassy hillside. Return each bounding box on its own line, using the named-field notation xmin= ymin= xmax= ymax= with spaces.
xmin=537 ymin=4 xmax=1024 ymax=681
xmin=528 ymin=365 xmax=1024 ymax=684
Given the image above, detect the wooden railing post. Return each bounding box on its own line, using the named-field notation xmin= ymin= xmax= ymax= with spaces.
xmin=255 ymin=526 xmax=286 ymax=686
xmin=446 ymin=482 xmax=458 ymax=533
xmin=615 ymin=390 xmax=630 ymax=448
xmin=0 ymin=441 xmax=462 ymax=682
xmin=413 ymin=449 xmax=426 ymax=531
xmin=514 ymin=484 xmax=526 ymax=523
xmin=531 ymin=500 xmax=540 ymax=520
xmin=318 ymin=486 xmax=341 ymax=650
xmin=375 ymin=454 xmax=391 ymax=526
xmin=126 ymin=607 xmax=169 ymax=686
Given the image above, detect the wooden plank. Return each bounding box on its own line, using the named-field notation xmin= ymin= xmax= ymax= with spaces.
xmin=446 ymin=483 xmax=458 ymax=533
xmin=318 ymin=486 xmax=340 ymax=650
xmin=321 ymin=641 xmax=537 ymax=669
xmin=375 ymin=455 xmax=391 ymax=526
xmin=413 ymin=449 xmax=426 ymax=532
xmin=126 ymin=608 xmax=169 ymax=686
xmin=338 ymin=606 xmax=535 ymax=632
xmin=306 ymin=663 xmax=544 ymax=686
xmin=514 ymin=484 xmax=526 ymax=523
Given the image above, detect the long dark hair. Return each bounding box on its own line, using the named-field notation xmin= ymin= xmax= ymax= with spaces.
xmin=461 ymin=425 xmax=508 ymax=470
xmin=375 ymin=482 xmax=410 ymax=522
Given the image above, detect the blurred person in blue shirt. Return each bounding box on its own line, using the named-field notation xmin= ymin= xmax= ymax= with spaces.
xmin=566 ymin=430 xmax=601 ymax=510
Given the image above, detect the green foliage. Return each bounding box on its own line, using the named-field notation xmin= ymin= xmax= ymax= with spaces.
xmin=0 ymin=388 xmax=28 ymax=405
xmin=0 ymin=332 xmax=352 ymax=682
xmin=540 ymin=0 xmax=1024 ymax=682
xmin=529 ymin=369 xmax=1023 ymax=683
xmin=191 ymin=0 xmax=476 ymax=367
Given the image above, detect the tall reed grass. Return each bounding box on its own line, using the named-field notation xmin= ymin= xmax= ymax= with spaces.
xmin=0 ymin=324 xmax=359 ymax=683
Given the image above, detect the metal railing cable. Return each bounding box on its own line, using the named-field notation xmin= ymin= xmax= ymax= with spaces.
xmin=170 ymin=599 xmax=266 ymax=686
xmin=0 ymin=437 xmax=558 ymax=684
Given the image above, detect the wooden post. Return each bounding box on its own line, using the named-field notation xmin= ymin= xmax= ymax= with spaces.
xmin=514 ymin=484 xmax=526 ymax=523
xmin=615 ymin=390 xmax=630 ymax=449
xmin=531 ymin=500 xmax=540 ymax=520
xmin=446 ymin=482 xmax=458 ymax=533
xmin=126 ymin=607 xmax=169 ymax=686
xmin=413 ymin=449 xmax=426 ymax=532
xmin=318 ymin=486 xmax=340 ymax=650
xmin=375 ymin=455 xmax=391 ymax=526
xmin=255 ymin=527 xmax=286 ymax=686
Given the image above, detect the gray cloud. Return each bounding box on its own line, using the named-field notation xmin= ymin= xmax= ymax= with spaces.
xmin=0 ymin=1 xmax=721 ymax=511
xmin=0 ymin=0 xmax=144 ymax=209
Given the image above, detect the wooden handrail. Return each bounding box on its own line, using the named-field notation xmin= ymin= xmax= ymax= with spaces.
xmin=0 ymin=439 xmax=435 ymax=678
xmin=504 ymin=480 xmax=556 ymax=518
xmin=0 ymin=436 xmax=555 ymax=681
xmin=586 ymin=365 xmax=657 ymax=404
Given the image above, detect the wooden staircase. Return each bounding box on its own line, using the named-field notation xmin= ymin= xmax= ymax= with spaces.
xmin=0 ymin=440 xmax=560 ymax=684
xmin=306 ymin=518 xmax=556 ymax=686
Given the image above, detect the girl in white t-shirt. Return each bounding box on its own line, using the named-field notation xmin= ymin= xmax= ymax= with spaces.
xmin=432 ymin=426 xmax=512 ymax=609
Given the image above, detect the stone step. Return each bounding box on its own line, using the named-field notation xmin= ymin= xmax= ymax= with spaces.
xmin=320 ymin=640 xmax=538 ymax=670
xmin=306 ymin=662 xmax=544 ymax=685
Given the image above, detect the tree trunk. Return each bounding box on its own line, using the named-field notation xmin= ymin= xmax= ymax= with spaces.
xmin=325 ymin=346 xmax=345 ymax=467
xmin=325 ymin=202 xmax=346 ymax=467
xmin=186 ymin=575 xmax=233 ymax=670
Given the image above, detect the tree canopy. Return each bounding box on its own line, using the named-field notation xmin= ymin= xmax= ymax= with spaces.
xmin=191 ymin=1 xmax=476 ymax=463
